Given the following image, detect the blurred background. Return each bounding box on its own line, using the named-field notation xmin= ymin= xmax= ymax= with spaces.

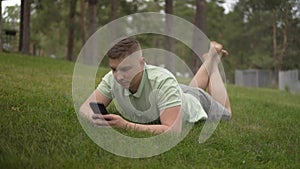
xmin=1 ymin=0 xmax=300 ymax=92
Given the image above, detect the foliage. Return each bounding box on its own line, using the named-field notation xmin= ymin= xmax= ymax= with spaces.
xmin=232 ymin=0 xmax=300 ymax=71
xmin=1 ymin=0 xmax=300 ymax=76
xmin=31 ymin=0 xmax=74 ymax=58
xmin=2 ymin=5 xmax=20 ymax=30
xmin=213 ymin=0 xmax=300 ymax=80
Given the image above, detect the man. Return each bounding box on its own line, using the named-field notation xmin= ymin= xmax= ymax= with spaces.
xmin=79 ymin=37 xmax=232 ymax=134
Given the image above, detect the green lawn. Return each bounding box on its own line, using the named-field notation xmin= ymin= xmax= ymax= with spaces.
xmin=0 ymin=53 xmax=299 ymax=169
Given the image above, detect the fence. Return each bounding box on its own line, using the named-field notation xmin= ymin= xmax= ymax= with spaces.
xmin=279 ymin=69 xmax=300 ymax=93
xmin=235 ymin=69 xmax=273 ymax=88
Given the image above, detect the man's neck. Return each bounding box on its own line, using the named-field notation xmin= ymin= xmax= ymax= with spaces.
xmin=129 ymin=71 xmax=144 ymax=94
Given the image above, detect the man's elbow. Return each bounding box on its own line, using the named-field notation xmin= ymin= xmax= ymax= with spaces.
xmin=167 ymin=120 xmax=182 ymax=134
xmin=78 ymin=103 xmax=90 ymax=120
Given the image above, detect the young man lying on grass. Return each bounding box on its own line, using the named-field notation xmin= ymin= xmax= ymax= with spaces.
xmin=80 ymin=37 xmax=232 ymax=134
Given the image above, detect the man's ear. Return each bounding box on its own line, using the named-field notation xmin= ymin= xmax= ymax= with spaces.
xmin=139 ymin=57 xmax=145 ymax=68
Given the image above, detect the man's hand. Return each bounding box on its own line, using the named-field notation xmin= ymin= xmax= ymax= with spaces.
xmin=92 ymin=114 xmax=128 ymax=129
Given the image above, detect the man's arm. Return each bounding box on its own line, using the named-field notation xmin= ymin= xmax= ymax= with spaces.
xmin=93 ymin=105 xmax=182 ymax=134
xmin=79 ymin=89 xmax=112 ymax=120
xmin=127 ymin=105 xmax=182 ymax=134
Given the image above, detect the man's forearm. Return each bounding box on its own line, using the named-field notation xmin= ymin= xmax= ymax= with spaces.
xmin=125 ymin=121 xmax=173 ymax=134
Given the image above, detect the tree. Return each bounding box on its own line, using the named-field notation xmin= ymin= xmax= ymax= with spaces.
xmin=165 ymin=0 xmax=175 ymax=73
xmin=80 ymin=0 xmax=86 ymax=46
xmin=110 ymin=0 xmax=116 ymax=21
xmin=23 ymin=0 xmax=299 ymax=74
xmin=278 ymin=0 xmax=291 ymax=71
xmin=19 ymin=0 xmax=31 ymax=54
xmin=31 ymin=0 xmax=67 ymax=57
xmin=3 ymin=5 xmax=20 ymax=30
xmin=67 ymin=0 xmax=77 ymax=61
xmin=194 ymin=0 xmax=205 ymax=32
xmin=191 ymin=0 xmax=206 ymax=73
xmin=88 ymin=0 xmax=97 ymax=37
xmin=0 ymin=1 xmax=3 ymax=52
xmin=233 ymin=0 xmax=295 ymax=71
xmin=109 ymin=0 xmax=117 ymax=42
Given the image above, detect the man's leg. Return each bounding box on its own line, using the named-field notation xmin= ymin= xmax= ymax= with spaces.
xmin=189 ymin=42 xmax=232 ymax=116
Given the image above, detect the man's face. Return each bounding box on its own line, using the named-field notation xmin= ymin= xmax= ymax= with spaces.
xmin=109 ymin=56 xmax=144 ymax=89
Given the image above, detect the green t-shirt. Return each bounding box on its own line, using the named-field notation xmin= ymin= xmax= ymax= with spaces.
xmin=97 ymin=64 xmax=207 ymax=123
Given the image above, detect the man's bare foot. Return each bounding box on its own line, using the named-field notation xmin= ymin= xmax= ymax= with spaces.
xmin=221 ymin=49 xmax=229 ymax=58
xmin=210 ymin=41 xmax=229 ymax=58
xmin=202 ymin=41 xmax=229 ymax=60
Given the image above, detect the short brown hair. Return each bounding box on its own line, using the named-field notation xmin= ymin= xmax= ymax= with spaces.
xmin=107 ymin=37 xmax=141 ymax=59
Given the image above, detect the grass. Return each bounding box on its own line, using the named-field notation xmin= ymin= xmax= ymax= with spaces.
xmin=0 ymin=53 xmax=300 ymax=168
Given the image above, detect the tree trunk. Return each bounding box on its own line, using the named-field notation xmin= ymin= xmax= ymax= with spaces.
xmin=278 ymin=0 xmax=289 ymax=71
xmin=88 ymin=0 xmax=97 ymax=37
xmin=194 ymin=0 xmax=205 ymax=31
xmin=272 ymin=9 xmax=278 ymax=82
xmin=80 ymin=0 xmax=86 ymax=46
xmin=110 ymin=0 xmax=116 ymax=21
xmin=67 ymin=0 xmax=77 ymax=61
xmin=19 ymin=0 xmax=31 ymax=54
xmin=165 ymin=0 xmax=175 ymax=73
xmin=109 ymin=0 xmax=117 ymax=42
xmin=0 ymin=1 xmax=2 ymax=52
xmin=272 ymin=12 xmax=277 ymax=63
xmin=85 ymin=0 xmax=98 ymax=65
xmin=191 ymin=0 xmax=206 ymax=74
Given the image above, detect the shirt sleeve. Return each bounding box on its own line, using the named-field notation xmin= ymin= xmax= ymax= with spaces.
xmin=97 ymin=71 xmax=114 ymax=99
xmin=156 ymin=76 xmax=182 ymax=113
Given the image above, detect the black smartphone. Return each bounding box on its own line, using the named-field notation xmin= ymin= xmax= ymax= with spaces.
xmin=89 ymin=102 xmax=109 ymax=115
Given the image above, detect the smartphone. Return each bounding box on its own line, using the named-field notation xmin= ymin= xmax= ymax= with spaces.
xmin=89 ymin=102 xmax=109 ymax=115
